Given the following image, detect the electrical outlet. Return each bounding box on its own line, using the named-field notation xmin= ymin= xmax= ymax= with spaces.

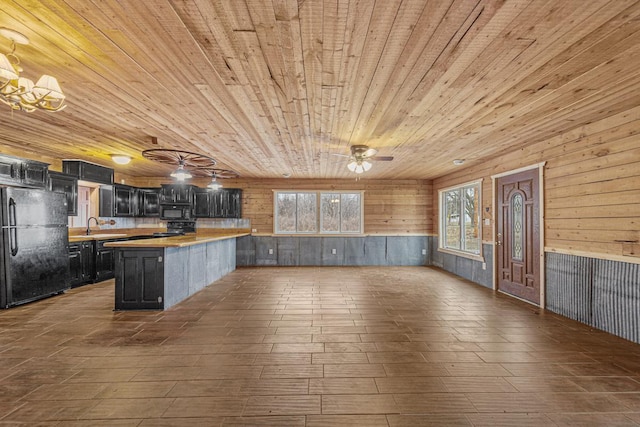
xmin=331 ymin=248 xmax=337 ymax=255
xmin=482 ymin=262 xmax=486 ymax=270
xmin=484 ymin=218 xmax=490 ymax=226
xmin=421 ymin=249 xmax=427 ymax=255
xmin=251 ymin=228 xmax=257 ymax=233
xmin=268 ymin=248 xmax=273 ymax=255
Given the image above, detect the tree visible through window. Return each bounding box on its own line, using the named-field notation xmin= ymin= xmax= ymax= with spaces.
xmin=275 ymin=191 xmax=362 ymax=234
xmin=439 ymin=181 xmax=481 ymax=255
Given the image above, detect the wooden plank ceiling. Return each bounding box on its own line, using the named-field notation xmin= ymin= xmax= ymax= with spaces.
xmin=0 ymin=0 xmax=639 ymax=179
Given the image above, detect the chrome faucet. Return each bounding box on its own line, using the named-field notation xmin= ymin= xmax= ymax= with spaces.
xmin=86 ymin=217 xmax=100 ymax=235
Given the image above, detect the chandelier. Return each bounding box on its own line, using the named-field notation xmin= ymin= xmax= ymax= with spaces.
xmin=0 ymin=28 xmax=66 ymax=112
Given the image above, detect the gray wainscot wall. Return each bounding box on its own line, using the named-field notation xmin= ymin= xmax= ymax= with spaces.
xmin=546 ymin=252 xmax=640 ymax=344
xmin=237 ymin=235 xmax=430 ymax=267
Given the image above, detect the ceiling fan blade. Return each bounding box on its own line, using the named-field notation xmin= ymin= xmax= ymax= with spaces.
xmin=330 ymin=153 xmax=351 ymax=158
xmin=370 ymin=156 xmax=394 ymax=161
xmin=362 ymin=147 xmax=378 ymax=157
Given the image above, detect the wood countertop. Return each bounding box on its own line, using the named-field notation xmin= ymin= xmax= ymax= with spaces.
xmin=103 ymin=232 xmax=250 ymax=248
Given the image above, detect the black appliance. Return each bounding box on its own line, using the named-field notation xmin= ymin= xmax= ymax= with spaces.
xmin=0 ymin=187 xmax=69 ymax=308
xmin=167 ymin=221 xmax=196 ymax=234
xmin=159 ymin=204 xmax=192 ymax=221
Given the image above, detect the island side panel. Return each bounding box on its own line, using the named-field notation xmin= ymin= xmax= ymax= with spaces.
xmin=163 ymin=238 xmax=238 ymax=310
xmin=164 ymin=247 xmax=190 ymax=310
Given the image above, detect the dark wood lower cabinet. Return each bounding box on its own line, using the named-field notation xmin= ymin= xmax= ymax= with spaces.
xmin=114 ymin=248 xmax=164 ymax=310
xmin=94 ymin=240 xmax=117 ymax=282
xmin=68 ymin=241 xmax=94 ymax=288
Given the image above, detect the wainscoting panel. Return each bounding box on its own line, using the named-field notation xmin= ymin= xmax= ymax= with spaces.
xmin=593 ymin=259 xmax=640 ymax=343
xmin=236 ymin=235 xmax=428 ymax=267
xmin=546 ymin=252 xmax=640 ymax=344
xmin=430 ymin=239 xmax=493 ymax=289
xmin=545 ymin=252 xmax=593 ymax=324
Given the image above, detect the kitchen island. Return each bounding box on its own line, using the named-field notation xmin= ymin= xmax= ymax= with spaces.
xmin=105 ymin=231 xmax=249 ymax=310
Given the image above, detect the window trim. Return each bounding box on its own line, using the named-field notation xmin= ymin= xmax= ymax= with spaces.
xmin=273 ymin=190 xmax=364 ymax=235
xmin=438 ymin=179 xmax=484 ymax=261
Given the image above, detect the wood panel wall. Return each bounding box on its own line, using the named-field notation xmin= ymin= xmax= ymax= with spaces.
xmin=129 ymin=177 xmax=433 ymax=235
xmin=433 ymin=106 xmax=640 ymax=260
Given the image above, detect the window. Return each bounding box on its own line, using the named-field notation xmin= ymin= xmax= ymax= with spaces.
xmin=275 ymin=191 xmax=363 ymax=234
xmin=439 ymin=181 xmax=481 ymax=256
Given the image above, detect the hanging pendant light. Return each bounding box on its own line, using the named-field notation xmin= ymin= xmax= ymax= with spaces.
xmin=207 ymin=173 xmax=223 ymax=190
xmin=170 ymin=160 xmax=192 ymax=181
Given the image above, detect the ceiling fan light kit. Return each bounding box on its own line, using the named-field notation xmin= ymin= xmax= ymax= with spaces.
xmin=0 ymin=28 xmax=66 ymax=112
xmin=339 ymin=144 xmax=394 ymax=174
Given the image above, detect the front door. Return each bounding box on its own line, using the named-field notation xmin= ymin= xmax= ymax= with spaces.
xmin=496 ymin=168 xmax=541 ymax=305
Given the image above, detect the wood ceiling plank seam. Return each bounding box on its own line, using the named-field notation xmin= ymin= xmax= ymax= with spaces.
xmin=54 ymin=0 xmax=245 ymax=150
xmin=168 ymin=1 xmax=290 ymax=174
xmin=332 ymin=0 xmax=380 ymax=148
xmin=168 ymin=0 xmax=240 ymax=86
xmin=461 ymin=56 xmax=640 ymax=150
xmin=348 ymin=0 xmax=430 ymax=147
xmin=340 ymin=0 xmax=404 ymax=145
xmin=390 ymin=2 xmax=600 ymax=139
xmin=359 ymin=0 xmax=493 ymax=149
xmin=272 ymin=0 xmax=313 ymax=176
xmin=319 ymin=0 xmax=349 ymax=177
xmin=89 ymin=0 xmax=262 ymax=152
xmin=347 ymin=0 xmax=453 ymax=148
xmin=442 ymin=0 xmax=640 ymax=142
xmin=243 ymin=0 xmax=307 ymax=174
xmin=299 ymin=0 xmax=324 ymax=146
xmin=326 ymin=0 xmax=373 ymax=177
xmin=396 ymin=1 xmax=640 ymax=162
xmin=233 ymin=29 xmax=298 ymax=174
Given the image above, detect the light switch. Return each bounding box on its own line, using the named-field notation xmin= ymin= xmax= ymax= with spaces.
xmin=268 ymin=248 xmax=273 ymax=254
xmin=331 ymin=248 xmax=337 ymax=255
xmin=484 ymin=218 xmax=490 ymax=225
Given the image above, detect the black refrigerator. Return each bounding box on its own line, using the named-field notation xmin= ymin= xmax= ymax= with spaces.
xmin=0 ymin=187 xmax=70 ymax=308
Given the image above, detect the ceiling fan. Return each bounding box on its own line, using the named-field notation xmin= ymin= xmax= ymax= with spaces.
xmin=333 ymin=145 xmax=394 ymax=174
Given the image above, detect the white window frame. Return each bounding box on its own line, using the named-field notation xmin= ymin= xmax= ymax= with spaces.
xmin=274 ymin=190 xmax=364 ymax=235
xmin=438 ymin=179 xmax=483 ymax=261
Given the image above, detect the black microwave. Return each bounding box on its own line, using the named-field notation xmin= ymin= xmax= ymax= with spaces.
xmin=159 ymin=205 xmax=192 ymax=220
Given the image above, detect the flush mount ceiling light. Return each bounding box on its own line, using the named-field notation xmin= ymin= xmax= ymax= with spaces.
xmin=142 ymin=148 xmax=217 ymax=182
xmin=0 ymin=27 xmax=66 ymax=112
xmin=111 ymin=154 xmax=131 ymax=165
xmin=453 ymin=159 xmax=465 ymax=166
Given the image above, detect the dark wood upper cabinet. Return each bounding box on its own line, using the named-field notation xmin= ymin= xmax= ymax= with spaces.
xmin=0 ymin=154 xmax=49 ymax=189
xmin=113 ymin=184 xmax=138 ymax=217
xmin=193 ymin=188 xmax=242 ymax=218
xmin=62 ymin=160 xmax=113 ymax=185
xmin=138 ymin=188 xmax=160 ymax=217
xmin=48 ymin=171 xmax=78 ymax=216
xmin=159 ymin=184 xmax=195 ymax=205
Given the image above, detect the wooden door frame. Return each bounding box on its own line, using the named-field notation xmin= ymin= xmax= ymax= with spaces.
xmin=491 ymin=162 xmax=546 ymax=308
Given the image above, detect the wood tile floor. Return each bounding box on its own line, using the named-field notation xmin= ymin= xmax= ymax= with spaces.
xmin=1 ymin=266 xmax=640 ymax=426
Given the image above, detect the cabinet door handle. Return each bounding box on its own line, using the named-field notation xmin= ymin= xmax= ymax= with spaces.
xmin=8 ymin=198 xmax=18 ymax=256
